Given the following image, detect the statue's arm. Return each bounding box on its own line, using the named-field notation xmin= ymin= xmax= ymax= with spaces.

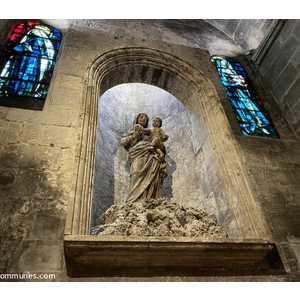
xmin=120 ymin=134 xmax=134 ymax=147
xmin=120 ymin=129 xmax=141 ymax=149
xmin=160 ymin=129 xmax=169 ymax=141
xmin=141 ymin=128 xmax=151 ymax=135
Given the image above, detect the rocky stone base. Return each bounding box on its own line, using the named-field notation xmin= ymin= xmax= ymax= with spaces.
xmin=92 ymin=198 xmax=228 ymax=238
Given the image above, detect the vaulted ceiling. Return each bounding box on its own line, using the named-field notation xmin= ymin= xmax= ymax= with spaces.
xmin=45 ymin=19 xmax=274 ymax=55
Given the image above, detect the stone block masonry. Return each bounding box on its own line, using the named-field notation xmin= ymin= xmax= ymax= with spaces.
xmin=259 ymin=20 xmax=300 ymax=141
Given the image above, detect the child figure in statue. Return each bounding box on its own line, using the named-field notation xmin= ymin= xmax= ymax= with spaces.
xmin=141 ymin=117 xmax=169 ymax=161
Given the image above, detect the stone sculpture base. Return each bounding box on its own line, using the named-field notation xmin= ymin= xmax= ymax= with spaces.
xmin=64 ymin=198 xmax=285 ymax=277
xmin=64 ymin=235 xmax=284 ymax=277
xmin=92 ymin=198 xmax=228 ymax=238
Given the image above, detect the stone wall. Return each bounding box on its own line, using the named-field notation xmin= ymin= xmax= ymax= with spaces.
xmin=0 ymin=23 xmax=81 ymax=279
xmin=227 ymin=20 xmax=300 ymax=279
xmin=235 ymin=136 xmax=300 ymax=280
xmin=1 ymin=19 xmax=300 ymax=282
xmin=225 ymin=51 xmax=300 ymax=280
xmin=258 ymin=19 xmax=300 ymax=141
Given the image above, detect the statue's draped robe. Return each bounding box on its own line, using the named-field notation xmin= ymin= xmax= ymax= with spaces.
xmin=127 ymin=140 xmax=162 ymax=202
xmin=121 ymin=129 xmax=166 ymax=202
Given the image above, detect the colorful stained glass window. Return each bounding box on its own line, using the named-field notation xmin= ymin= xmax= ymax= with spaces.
xmin=0 ymin=22 xmax=62 ymax=101
xmin=211 ymin=56 xmax=279 ymax=139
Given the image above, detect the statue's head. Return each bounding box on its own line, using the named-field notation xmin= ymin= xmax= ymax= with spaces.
xmin=134 ymin=113 xmax=148 ymax=128
xmin=152 ymin=117 xmax=162 ymax=127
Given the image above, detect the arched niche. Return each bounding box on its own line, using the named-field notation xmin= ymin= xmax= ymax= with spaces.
xmin=65 ymin=47 xmax=273 ymax=241
xmin=91 ymin=83 xmax=222 ymax=229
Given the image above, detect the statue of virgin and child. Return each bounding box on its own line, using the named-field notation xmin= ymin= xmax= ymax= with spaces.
xmin=120 ymin=113 xmax=169 ymax=202
xmin=94 ymin=113 xmax=228 ymax=238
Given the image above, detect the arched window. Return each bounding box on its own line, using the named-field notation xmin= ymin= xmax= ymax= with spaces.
xmin=0 ymin=21 xmax=62 ymax=109
xmin=211 ymin=56 xmax=279 ymax=139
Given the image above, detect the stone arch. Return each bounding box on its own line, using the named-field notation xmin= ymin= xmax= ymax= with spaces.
xmin=65 ymin=47 xmax=273 ymax=242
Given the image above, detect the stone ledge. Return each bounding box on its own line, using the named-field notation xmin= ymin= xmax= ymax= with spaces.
xmin=64 ymin=235 xmax=285 ymax=277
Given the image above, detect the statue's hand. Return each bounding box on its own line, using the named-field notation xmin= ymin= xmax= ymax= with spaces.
xmin=134 ymin=124 xmax=143 ymax=132
xmin=157 ymin=153 xmax=167 ymax=164
xmin=161 ymin=134 xmax=169 ymax=142
xmin=160 ymin=161 xmax=167 ymax=168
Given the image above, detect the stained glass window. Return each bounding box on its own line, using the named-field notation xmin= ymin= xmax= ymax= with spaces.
xmin=211 ymin=56 xmax=279 ymax=139
xmin=0 ymin=21 xmax=62 ymax=104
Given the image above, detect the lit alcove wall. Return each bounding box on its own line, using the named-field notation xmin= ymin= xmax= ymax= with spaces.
xmin=91 ymin=83 xmax=230 ymax=234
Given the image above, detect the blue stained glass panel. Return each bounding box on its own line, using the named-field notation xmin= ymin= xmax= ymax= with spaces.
xmin=0 ymin=22 xmax=62 ymax=100
xmin=211 ymin=56 xmax=279 ymax=139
